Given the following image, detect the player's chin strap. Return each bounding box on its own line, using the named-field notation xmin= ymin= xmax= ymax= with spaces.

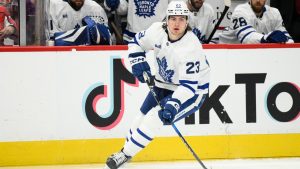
xmin=142 ymin=72 xmax=209 ymax=169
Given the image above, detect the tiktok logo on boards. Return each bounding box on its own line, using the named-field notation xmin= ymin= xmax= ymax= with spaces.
xmin=83 ymin=59 xmax=300 ymax=130
xmin=82 ymin=58 xmax=137 ymax=130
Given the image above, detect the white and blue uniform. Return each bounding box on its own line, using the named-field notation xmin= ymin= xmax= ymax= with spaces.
xmin=123 ymin=22 xmax=210 ymax=157
xmin=48 ymin=0 xmax=108 ymax=38
xmin=189 ymin=2 xmax=216 ymax=43
xmin=219 ymin=2 xmax=293 ymax=44
xmin=47 ymin=0 xmax=110 ymax=45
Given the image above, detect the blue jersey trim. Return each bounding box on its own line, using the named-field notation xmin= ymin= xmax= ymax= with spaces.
xmin=179 ymin=80 xmax=198 ymax=84
xmin=123 ymin=29 xmax=136 ymax=38
xmin=181 ymin=83 xmax=196 ymax=93
xmin=237 ymin=25 xmax=252 ymax=38
xmin=198 ymin=83 xmax=209 ymax=90
xmin=128 ymin=52 xmax=146 ymax=58
xmin=241 ymin=31 xmax=255 ymax=43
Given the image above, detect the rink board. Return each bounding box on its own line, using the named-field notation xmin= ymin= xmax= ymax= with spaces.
xmin=0 ymin=44 xmax=299 ymax=166
xmin=1 ymin=134 xmax=300 ymax=166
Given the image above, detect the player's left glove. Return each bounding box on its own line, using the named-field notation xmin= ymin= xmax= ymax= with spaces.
xmin=158 ymin=98 xmax=181 ymax=125
xmin=128 ymin=52 xmax=151 ymax=83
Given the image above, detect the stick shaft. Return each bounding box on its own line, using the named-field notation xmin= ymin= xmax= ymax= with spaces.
xmin=142 ymin=72 xmax=208 ymax=169
xmin=205 ymin=6 xmax=230 ymax=44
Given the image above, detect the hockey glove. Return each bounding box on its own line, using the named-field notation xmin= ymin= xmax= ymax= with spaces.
xmin=261 ymin=30 xmax=288 ymax=43
xmin=82 ymin=16 xmax=111 ymax=45
xmin=158 ymin=98 xmax=181 ymax=125
xmin=105 ymin=0 xmax=120 ymax=11
xmin=90 ymin=23 xmax=111 ymax=45
xmin=128 ymin=52 xmax=151 ymax=83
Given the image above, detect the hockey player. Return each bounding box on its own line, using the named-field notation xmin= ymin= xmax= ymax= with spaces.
xmin=104 ymin=1 xmax=210 ymax=169
xmin=219 ymin=0 xmax=294 ymax=44
xmin=187 ymin=0 xmax=216 ymax=43
xmin=47 ymin=0 xmax=111 ymax=46
xmin=0 ymin=1 xmax=17 ymax=46
xmin=103 ymin=0 xmax=183 ymax=44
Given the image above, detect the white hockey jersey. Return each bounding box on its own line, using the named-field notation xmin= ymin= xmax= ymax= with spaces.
xmin=120 ymin=0 xmax=183 ymax=42
xmin=48 ymin=0 xmax=108 ymax=38
xmin=188 ymin=2 xmax=215 ymax=43
xmin=219 ymin=2 xmax=293 ymax=44
xmin=128 ymin=22 xmax=210 ymax=104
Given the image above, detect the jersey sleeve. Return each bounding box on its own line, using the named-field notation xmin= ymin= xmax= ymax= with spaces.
xmin=128 ymin=22 xmax=162 ymax=54
xmin=229 ymin=8 xmax=264 ymax=44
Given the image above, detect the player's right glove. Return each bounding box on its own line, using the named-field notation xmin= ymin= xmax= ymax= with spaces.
xmin=104 ymin=0 xmax=120 ymax=11
xmin=158 ymin=98 xmax=181 ymax=125
xmin=261 ymin=30 xmax=288 ymax=43
xmin=128 ymin=52 xmax=151 ymax=83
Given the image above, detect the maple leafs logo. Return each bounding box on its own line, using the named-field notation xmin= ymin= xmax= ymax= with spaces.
xmin=157 ymin=57 xmax=174 ymax=83
xmin=134 ymin=0 xmax=159 ymax=18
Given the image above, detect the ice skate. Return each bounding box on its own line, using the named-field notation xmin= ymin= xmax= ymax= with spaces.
xmin=104 ymin=151 xmax=131 ymax=169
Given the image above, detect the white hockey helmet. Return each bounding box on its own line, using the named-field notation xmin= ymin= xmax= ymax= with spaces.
xmin=166 ymin=1 xmax=190 ymax=19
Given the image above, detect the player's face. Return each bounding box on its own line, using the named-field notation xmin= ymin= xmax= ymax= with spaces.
xmin=190 ymin=0 xmax=204 ymax=10
xmin=250 ymin=0 xmax=266 ymax=13
xmin=167 ymin=15 xmax=188 ymax=40
xmin=69 ymin=0 xmax=85 ymax=10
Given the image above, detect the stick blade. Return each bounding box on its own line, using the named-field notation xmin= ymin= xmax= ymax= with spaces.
xmin=224 ymin=0 xmax=231 ymax=7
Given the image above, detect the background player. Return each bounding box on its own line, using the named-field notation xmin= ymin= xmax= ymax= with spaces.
xmin=103 ymin=0 xmax=182 ymax=44
xmin=219 ymin=0 xmax=294 ymax=44
xmin=47 ymin=0 xmax=111 ymax=46
xmin=104 ymin=1 xmax=210 ymax=169
xmin=187 ymin=0 xmax=216 ymax=43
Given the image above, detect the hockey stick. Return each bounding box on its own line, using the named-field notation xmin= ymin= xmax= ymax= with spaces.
xmin=205 ymin=0 xmax=231 ymax=44
xmin=108 ymin=13 xmax=124 ymax=45
xmin=142 ymin=72 xmax=208 ymax=169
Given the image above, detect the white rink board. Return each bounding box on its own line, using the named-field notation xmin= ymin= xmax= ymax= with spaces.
xmin=0 ymin=47 xmax=299 ymax=142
